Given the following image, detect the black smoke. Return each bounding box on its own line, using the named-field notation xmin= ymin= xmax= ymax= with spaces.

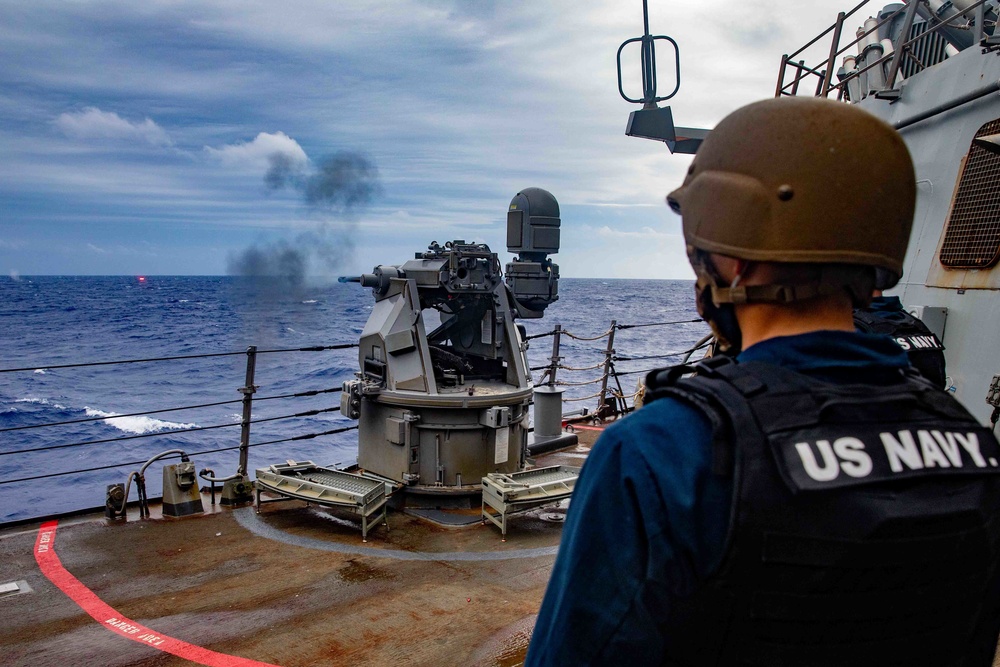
xmin=263 ymin=152 xmax=303 ymax=191
xmin=227 ymin=240 xmax=308 ymax=291
xmin=302 ymin=153 xmax=380 ymax=212
xmin=228 ymin=150 xmax=381 ymax=292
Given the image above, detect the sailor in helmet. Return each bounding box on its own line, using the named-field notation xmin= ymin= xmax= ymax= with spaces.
xmin=527 ymin=97 xmax=1000 ymax=665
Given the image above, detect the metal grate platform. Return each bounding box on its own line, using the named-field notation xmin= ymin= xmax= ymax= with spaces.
xmin=255 ymin=460 xmax=388 ymax=540
xmin=482 ymin=465 xmax=580 ymax=539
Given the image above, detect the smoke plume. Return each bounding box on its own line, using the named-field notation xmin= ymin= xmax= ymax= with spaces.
xmin=228 ymin=150 xmax=381 ymax=292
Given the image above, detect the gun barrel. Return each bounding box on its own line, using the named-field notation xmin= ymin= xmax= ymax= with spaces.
xmin=358 ymin=273 xmax=381 ymax=288
xmin=338 ymin=276 xmax=362 ymax=283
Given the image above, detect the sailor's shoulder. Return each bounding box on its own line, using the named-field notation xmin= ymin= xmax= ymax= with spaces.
xmin=602 ymin=391 xmax=714 ymax=453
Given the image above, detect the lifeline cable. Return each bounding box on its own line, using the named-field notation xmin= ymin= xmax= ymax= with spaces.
xmin=0 ymin=344 xmax=358 ymax=374
xmin=616 ymin=318 xmax=703 ymax=330
xmin=186 ymin=425 xmax=360 ymax=457
xmin=0 ymin=407 xmax=341 ymax=457
xmin=613 ymin=350 xmax=690 ymax=362
xmin=556 ymin=375 xmax=608 ymax=387
xmin=523 ymin=329 xmax=557 ymax=341
xmin=0 ymin=425 xmax=359 ymax=484
xmin=562 ymin=327 xmax=615 ymax=342
xmin=0 ymin=386 xmax=343 ymax=434
xmin=557 ymin=361 xmax=606 ymax=372
xmin=0 ymin=421 xmax=240 ymax=458
xmin=0 ymin=398 xmax=244 ymax=433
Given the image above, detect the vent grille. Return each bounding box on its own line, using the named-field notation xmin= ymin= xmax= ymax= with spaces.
xmin=940 ymin=118 xmax=1000 ymax=269
xmin=901 ymin=22 xmax=950 ymax=79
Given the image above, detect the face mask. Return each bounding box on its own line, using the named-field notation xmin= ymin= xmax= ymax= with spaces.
xmin=690 ymin=252 xmax=743 ymax=355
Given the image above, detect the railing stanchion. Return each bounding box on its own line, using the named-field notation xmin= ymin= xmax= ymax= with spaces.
xmin=238 ymin=346 xmax=258 ymax=477
xmin=597 ymin=321 xmax=617 ymax=420
xmin=548 ymin=325 xmax=562 ymax=387
xmin=775 ymin=54 xmax=789 ymax=97
xmin=791 ymin=60 xmax=805 ymax=95
xmin=885 ymin=0 xmax=919 ymax=90
xmin=975 ymin=1 xmax=985 ymax=45
xmin=821 ymin=12 xmax=846 ymax=97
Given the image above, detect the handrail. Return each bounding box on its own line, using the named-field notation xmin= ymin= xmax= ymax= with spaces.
xmin=526 ymin=318 xmax=712 ymax=419
xmin=785 ymin=0 xmax=871 ymax=62
xmin=0 ymin=425 xmax=359 ymax=486
xmin=0 ymin=407 xmax=342 ymax=457
xmin=0 ymin=342 xmax=358 ymax=374
xmin=616 ymin=318 xmax=702 ymax=330
xmin=0 ymin=314 xmax=712 ymax=506
xmin=776 ymin=0 xmax=993 ymax=101
xmin=779 ymin=1 xmax=902 ymax=98
xmin=27 ymin=384 xmax=344 ymax=431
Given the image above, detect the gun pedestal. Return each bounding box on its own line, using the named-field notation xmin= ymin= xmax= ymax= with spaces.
xmin=342 ymin=188 xmax=563 ymax=501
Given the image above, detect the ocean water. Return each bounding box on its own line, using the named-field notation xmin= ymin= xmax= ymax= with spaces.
xmin=0 ymin=276 xmax=707 ymax=523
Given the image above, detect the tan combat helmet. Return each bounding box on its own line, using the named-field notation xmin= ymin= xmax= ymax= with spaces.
xmin=666 ymin=97 xmax=916 ymax=352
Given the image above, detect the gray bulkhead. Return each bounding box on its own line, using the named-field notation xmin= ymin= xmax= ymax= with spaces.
xmin=855 ymin=43 xmax=1000 ymax=424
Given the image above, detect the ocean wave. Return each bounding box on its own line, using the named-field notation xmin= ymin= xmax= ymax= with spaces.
xmin=83 ymin=407 xmax=198 ymax=434
xmin=15 ymin=397 xmax=67 ymax=409
xmin=33 ymin=368 xmax=47 ymax=374
xmin=302 ymin=300 xmax=318 ymax=304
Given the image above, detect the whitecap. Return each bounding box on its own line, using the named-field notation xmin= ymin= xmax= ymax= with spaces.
xmin=33 ymin=368 xmax=47 ymax=374
xmin=16 ymin=397 xmax=67 ymax=409
xmin=83 ymin=407 xmax=198 ymax=435
xmin=302 ymin=299 xmax=318 ymax=304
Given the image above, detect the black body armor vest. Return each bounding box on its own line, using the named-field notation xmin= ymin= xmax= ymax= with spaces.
xmin=644 ymin=356 xmax=1000 ymax=666
xmin=854 ymin=306 xmax=947 ymax=388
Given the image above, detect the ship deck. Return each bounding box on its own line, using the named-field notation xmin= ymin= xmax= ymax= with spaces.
xmin=0 ymin=427 xmax=603 ymax=667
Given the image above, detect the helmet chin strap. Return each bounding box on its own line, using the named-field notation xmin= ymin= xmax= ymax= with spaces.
xmin=690 ymin=254 xmax=874 ymax=356
xmin=691 ymin=253 xmax=744 ymax=355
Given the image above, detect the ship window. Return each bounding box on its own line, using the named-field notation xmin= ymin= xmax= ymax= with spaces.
xmin=939 ymin=118 xmax=1000 ymax=269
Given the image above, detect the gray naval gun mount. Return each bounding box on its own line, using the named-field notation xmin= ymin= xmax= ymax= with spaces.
xmin=339 ymin=187 xmax=576 ymax=502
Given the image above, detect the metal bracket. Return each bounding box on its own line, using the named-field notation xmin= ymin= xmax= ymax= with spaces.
xmin=986 ymin=374 xmax=1000 ymax=408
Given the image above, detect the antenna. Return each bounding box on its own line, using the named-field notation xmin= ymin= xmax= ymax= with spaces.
xmin=617 ymin=0 xmax=707 ymax=154
xmin=616 ymin=0 xmax=680 ymax=107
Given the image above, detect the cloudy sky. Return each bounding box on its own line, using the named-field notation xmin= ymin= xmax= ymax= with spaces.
xmin=0 ymin=0 xmax=872 ymax=279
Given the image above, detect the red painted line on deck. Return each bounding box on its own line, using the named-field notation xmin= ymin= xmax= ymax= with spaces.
xmin=34 ymin=520 xmax=281 ymax=667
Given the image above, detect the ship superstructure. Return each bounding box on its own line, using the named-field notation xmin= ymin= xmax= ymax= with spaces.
xmin=772 ymin=0 xmax=1000 ymax=428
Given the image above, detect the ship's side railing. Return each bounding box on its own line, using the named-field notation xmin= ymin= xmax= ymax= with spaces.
xmin=0 ymin=344 xmax=359 ymax=522
xmin=0 ymin=321 xmax=710 ymax=524
xmin=525 ymin=319 xmax=711 ymax=421
xmin=775 ymin=0 xmax=996 ymax=102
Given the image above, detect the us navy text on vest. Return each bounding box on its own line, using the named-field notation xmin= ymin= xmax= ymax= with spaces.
xmin=787 ymin=428 xmax=1000 ymax=489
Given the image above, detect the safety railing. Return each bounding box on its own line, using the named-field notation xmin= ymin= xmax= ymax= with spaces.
xmin=775 ymin=0 xmax=997 ymax=103
xmin=0 ymin=343 xmax=359 ymax=521
xmin=525 ymin=318 xmax=711 ymax=421
xmin=0 ymin=318 xmax=711 ymax=523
